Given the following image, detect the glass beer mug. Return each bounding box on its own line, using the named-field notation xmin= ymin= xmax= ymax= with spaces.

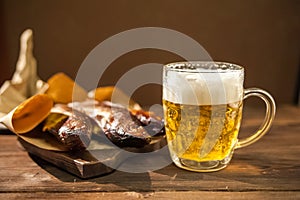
xmin=162 ymin=61 xmax=276 ymax=172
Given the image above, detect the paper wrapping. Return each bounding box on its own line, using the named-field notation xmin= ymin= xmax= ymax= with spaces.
xmin=0 ymin=29 xmax=61 ymax=150
xmin=0 ymin=29 xmax=48 ymax=118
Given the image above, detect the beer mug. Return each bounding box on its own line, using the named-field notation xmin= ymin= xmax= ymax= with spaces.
xmin=162 ymin=61 xmax=276 ymax=172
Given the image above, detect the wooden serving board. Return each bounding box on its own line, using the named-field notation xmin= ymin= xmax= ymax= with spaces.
xmin=18 ymin=132 xmax=167 ymax=179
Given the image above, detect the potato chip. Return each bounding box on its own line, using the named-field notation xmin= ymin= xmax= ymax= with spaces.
xmin=88 ymin=86 xmax=141 ymax=110
xmin=46 ymin=72 xmax=87 ymax=103
xmin=11 ymin=94 xmax=53 ymax=134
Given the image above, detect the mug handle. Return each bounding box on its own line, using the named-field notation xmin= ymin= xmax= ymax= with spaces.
xmin=235 ymin=88 xmax=276 ymax=149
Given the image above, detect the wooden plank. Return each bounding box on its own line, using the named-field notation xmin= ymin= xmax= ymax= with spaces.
xmin=18 ymin=138 xmax=117 ymax=179
xmin=16 ymin=130 xmax=167 ymax=179
xmin=0 ymin=191 xmax=299 ymax=200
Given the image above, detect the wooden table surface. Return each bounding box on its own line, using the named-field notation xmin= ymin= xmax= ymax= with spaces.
xmin=0 ymin=105 xmax=299 ymax=199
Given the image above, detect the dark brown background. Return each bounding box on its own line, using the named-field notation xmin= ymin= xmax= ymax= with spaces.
xmin=1 ymin=0 xmax=299 ymax=106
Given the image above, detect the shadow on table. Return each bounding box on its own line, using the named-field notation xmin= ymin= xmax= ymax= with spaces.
xmin=29 ymin=151 xmax=205 ymax=192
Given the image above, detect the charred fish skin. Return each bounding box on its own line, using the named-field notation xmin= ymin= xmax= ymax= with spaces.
xmin=104 ymin=128 xmax=151 ymax=148
xmin=95 ymin=102 xmax=152 ymax=148
xmin=45 ymin=110 xmax=94 ymax=151
xmin=131 ymin=110 xmax=165 ymax=137
xmin=69 ymin=100 xmax=166 ymax=148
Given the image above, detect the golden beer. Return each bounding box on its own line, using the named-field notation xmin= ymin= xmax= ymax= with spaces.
xmin=163 ymin=61 xmax=276 ymax=172
xmin=163 ymin=99 xmax=243 ymax=163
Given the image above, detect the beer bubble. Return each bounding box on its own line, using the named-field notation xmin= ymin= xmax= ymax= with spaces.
xmin=167 ymin=107 xmax=178 ymax=120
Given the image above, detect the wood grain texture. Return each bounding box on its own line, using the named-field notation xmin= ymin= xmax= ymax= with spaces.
xmin=0 ymin=192 xmax=299 ymax=200
xmin=0 ymin=105 xmax=299 ymax=199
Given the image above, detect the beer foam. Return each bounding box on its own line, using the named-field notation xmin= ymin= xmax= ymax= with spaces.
xmin=163 ymin=69 xmax=244 ymax=105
